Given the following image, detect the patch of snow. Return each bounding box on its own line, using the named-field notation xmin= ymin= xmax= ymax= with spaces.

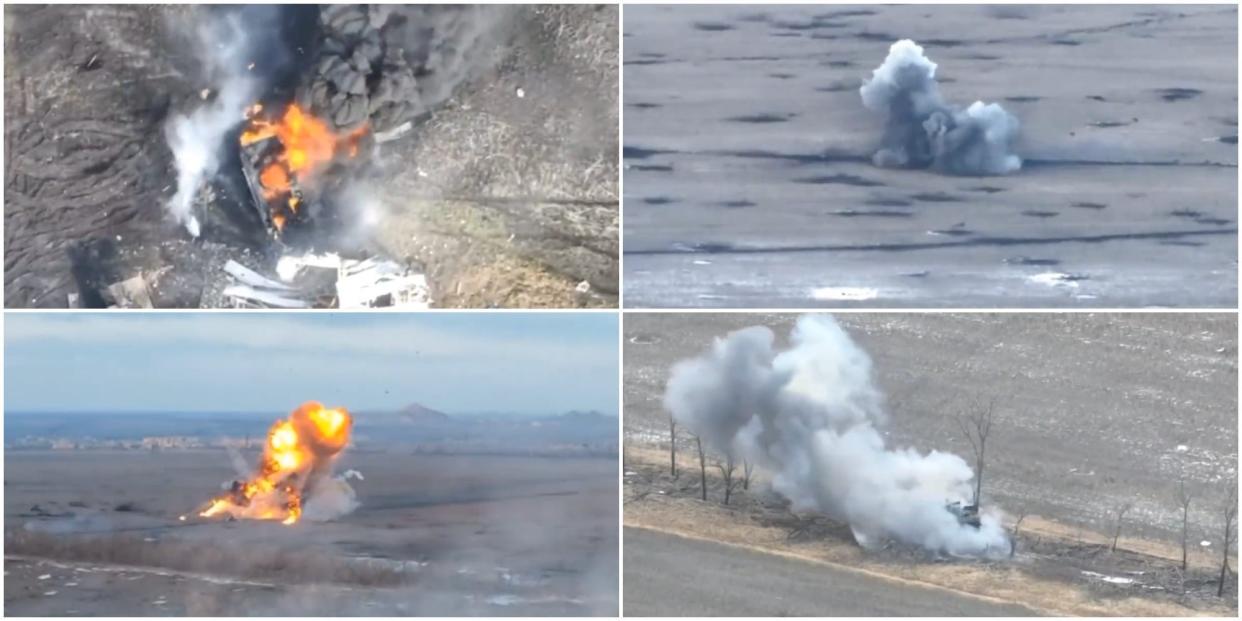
xmin=810 ymin=286 xmax=880 ymax=301
xmin=1028 ymin=272 xmax=1080 ymax=288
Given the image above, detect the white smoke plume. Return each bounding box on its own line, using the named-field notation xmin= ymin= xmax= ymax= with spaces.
xmin=301 ymin=471 xmax=361 ymax=522
xmin=861 ymin=39 xmax=1021 ymax=176
xmin=164 ymin=8 xmax=272 ymax=237
xmin=664 ymin=315 xmax=1011 ymax=558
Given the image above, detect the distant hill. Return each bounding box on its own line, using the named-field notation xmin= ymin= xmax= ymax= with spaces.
xmin=6 ymin=407 xmax=619 ymax=457
xmin=551 ymin=410 xmax=612 ymax=422
xmin=397 ymin=402 xmax=451 ymax=423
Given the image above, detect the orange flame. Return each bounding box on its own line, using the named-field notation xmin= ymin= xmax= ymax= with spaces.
xmin=240 ymin=104 xmax=368 ymax=231
xmin=197 ymin=401 xmax=352 ymax=525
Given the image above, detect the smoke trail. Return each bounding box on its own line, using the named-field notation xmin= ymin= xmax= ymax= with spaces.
xmin=664 ymin=315 xmax=1010 ymax=558
xmin=164 ymin=7 xmax=281 ymax=237
xmin=860 ymin=39 xmax=1021 ymax=176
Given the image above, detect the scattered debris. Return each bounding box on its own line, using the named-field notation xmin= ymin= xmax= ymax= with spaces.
xmin=1082 ymin=570 xmax=1136 ymax=585
xmin=374 ymin=121 xmax=413 ymax=144
xmin=223 ymin=254 xmax=429 ymax=308
xmin=102 ymin=275 xmax=154 ymax=308
xmin=337 ymin=257 xmax=430 ymax=308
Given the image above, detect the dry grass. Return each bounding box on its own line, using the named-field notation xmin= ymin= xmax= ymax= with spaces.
xmin=5 ymin=530 xmax=408 ymax=587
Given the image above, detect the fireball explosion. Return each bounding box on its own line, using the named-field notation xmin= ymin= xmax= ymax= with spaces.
xmin=199 ymin=401 xmax=353 ymax=525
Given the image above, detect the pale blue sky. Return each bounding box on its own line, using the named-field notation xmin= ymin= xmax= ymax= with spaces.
xmin=5 ymin=313 xmax=618 ymax=416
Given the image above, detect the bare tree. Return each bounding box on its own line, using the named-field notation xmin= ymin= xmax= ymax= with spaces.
xmin=668 ymin=416 xmax=678 ymax=478
xmin=715 ymin=454 xmax=739 ymax=505
xmin=1010 ymin=511 xmax=1028 ymax=558
xmin=742 ymin=460 xmax=754 ymax=491
xmin=1220 ymin=478 xmax=1237 ymax=597
xmin=695 ymin=435 xmax=707 ymax=502
xmin=955 ymin=396 xmax=996 ymax=505
xmin=1111 ymin=501 xmax=1133 ymax=553
xmin=1177 ymin=476 xmax=1194 ymax=572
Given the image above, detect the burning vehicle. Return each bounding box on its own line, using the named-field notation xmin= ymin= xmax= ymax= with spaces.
xmin=198 ymin=401 xmax=356 ymax=525
xmin=5 ymin=4 xmax=619 ymax=309
xmin=162 ymin=5 xmax=474 ymax=307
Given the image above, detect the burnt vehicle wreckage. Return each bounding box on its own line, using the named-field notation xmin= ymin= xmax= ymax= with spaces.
xmin=946 ymin=500 xmax=982 ymax=529
xmin=66 ymin=5 xmax=518 ymax=308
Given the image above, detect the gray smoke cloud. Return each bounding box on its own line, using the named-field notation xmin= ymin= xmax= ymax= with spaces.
xmin=164 ymin=7 xmax=279 ymax=237
xmin=861 ymin=39 xmax=1021 ymax=176
xmin=664 ymin=315 xmax=1011 ymax=558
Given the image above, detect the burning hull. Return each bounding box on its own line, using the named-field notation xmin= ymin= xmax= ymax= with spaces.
xmin=238 ymin=104 xmax=368 ymax=239
xmin=239 ymin=133 xmax=308 ymax=235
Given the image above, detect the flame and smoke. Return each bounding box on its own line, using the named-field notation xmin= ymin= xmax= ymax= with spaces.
xmin=199 ymin=401 xmax=354 ymax=525
xmin=241 ymin=104 xmax=369 ymax=232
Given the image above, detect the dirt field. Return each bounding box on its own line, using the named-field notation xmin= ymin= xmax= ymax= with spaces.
xmin=623 ymin=312 xmax=1237 ymax=615
xmin=622 ymin=5 xmax=1238 ymax=308
xmin=4 ymin=450 xmax=618 ymax=616
xmin=4 ymin=4 xmax=618 ymax=308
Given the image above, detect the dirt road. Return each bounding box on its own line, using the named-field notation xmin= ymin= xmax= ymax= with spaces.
xmin=624 ymin=527 xmax=1037 ymax=616
xmin=622 ymin=5 xmax=1237 ymax=308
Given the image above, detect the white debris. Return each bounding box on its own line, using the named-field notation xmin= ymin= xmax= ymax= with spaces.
xmin=38 ymin=574 xmax=51 ymax=580
xmin=1201 ymin=540 xmax=1212 ymax=547
xmin=575 ymin=280 xmax=591 ymax=294
xmin=1176 ymin=444 xmax=1189 ymax=452
xmin=1081 ymin=570 xmax=1135 ymax=585
xmin=199 ymin=88 xmax=211 ymax=100
xmin=275 ymin=253 xmax=341 ymax=282
xmin=224 ymin=254 xmax=429 ymax=308
xmin=337 ymin=257 xmax=431 ymax=308
xmin=43 ymin=591 xmax=57 ymax=596
xmin=374 ymin=121 xmax=413 ymax=144
xmin=515 ymin=87 xmax=525 ymax=98
xmin=222 ymin=285 xmax=311 ymax=309
xmin=223 ymin=261 xmax=295 ymax=290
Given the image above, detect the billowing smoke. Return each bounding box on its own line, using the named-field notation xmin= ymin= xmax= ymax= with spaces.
xmin=860 ymin=40 xmax=1021 ymax=176
xmin=164 ymin=7 xmax=281 ymax=237
xmin=163 ymin=5 xmax=511 ymax=240
xmin=306 ymin=5 xmax=512 ymax=134
xmin=664 ymin=315 xmax=1010 ymax=558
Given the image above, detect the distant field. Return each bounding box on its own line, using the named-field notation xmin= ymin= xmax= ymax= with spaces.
xmin=5 ymin=450 xmax=618 ymax=616
xmin=622 ymin=4 xmax=1238 ymax=307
